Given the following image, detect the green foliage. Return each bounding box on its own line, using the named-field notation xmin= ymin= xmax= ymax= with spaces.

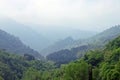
xmin=47 ymin=49 xmax=77 ymax=67
xmin=64 ymin=61 xmax=89 ymax=80
xmin=0 ymin=50 xmax=54 ymax=80
xmin=0 ymin=29 xmax=43 ymax=59
xmin=99 ymin=62 xmax=120 ymax=80
xmin=22 ymin=68 xmax=41 ymax=80
xmin=1 ymin=28 xmax=120 ymax=80
xmin=107 ymin=48 xmax=120 ymax=63
xmin=106 ymin=35 xmax=120 ymax=50
xmin=84 ymin=50 xmax=104 ymax=66
xmin=92 ymin=67 xmax=99 ymax=80
xmin=0 ymin=76 xmax=4 ymax=80
xmin=0 ymin=62 xmax=15 ymax=80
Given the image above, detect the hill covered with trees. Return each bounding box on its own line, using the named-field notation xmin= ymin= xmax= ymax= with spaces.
xmin=0 ymin=50 xmax=54 ymax=80
xmin=0 ymin=18 xmax=51 ymax=51
xmin=0 ymin=29 xmax=43 ymax=59
xmin=41 ymin=37 xmax=75 ymax=56
xmin=44 ymin=25 xmax=120 ymax=56
xmin=46 ymin=25 xmax=120 ymax=66
xmin=44 ymin=35 xmax=120 ymax=80
xmin=0 ymin=29 xmax=120 ymax=80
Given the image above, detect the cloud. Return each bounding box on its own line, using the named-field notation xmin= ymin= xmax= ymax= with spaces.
xmin=0 ymin=0 xmax=120 ymax=31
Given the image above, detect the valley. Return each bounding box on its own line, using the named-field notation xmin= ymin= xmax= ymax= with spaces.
xmin=0 ymin=0 xmax=120 ymax=79
xmin=0 ymin=24 xmax=120 ymax=80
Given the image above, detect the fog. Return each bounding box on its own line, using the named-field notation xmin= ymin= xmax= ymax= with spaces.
xmin=0 ymin=0 xmax=120 ymax=51
xmin=0 ymin=0 xmax=120 ymax=32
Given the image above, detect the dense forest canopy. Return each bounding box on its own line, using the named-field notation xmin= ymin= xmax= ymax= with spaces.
xmin=47 ymin=25 xmax=120 ymax=66
xmin=0 ymin=0 xmax=120 ymax=79
xmin=0 ymin=28 xmax=120 ymax=80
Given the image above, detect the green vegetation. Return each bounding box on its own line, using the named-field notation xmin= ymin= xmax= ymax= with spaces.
xmin=47 ymin=25 xmax=120 ymax=65
xmin=0 ymin=50 xmax=54 ymax=80
xmin=43 ymin=25 xmax=120 ymax=57
xmin=44 ymin=36 xmax=120 ymax=80
xmin=0 ymin=29 xmax=43 ymax=59
xmin=0 ymin=27 xmax=120 ymax=80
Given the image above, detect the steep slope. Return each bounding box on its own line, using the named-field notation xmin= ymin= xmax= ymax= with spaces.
xmin=0 ymin=29 xmax=43 ymax=59
xmin=0 ymin=18 xmax=50 ymax=51
xmin=47 ymin=35 xmax=120 ymax=80
xmin=47 ymin=45 xmax=92 ymax=67
xmin=71 ymin=25 xmax=120 ymax=47
xmin=41 ymin=37 xmax=75 ymax=56
xmin=52 ymin=25 xmax=120 ymax=53
xmin=0 ymin=31 xmax=120 ymax=80
xmin=42 ymin=25 xmax=120 ymax=56
xmin=0 ymin=50 xmax=54 ymax=80
xmin=47 ymin=25 xmax=120 ymax=65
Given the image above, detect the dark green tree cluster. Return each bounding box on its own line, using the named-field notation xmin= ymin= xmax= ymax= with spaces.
xmin=46 ymin=25 xmax=120 ymax=66
xmin=0 ymin=50 xmax=54 ymax=80
xmin=83 ymin=36 xmax=120 ymax=80
xmin=41 ymin=36 xmax=120 ymax=80
xmin=0 ymin=36 xmax=120 ymax=80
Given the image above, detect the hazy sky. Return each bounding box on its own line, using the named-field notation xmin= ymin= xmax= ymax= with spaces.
xmin=0 ymin=0 xmax=120 ymax=31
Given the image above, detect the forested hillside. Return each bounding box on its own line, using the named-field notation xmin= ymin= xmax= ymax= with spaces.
xmin=0 ymin=29 xmax=43 ymax=59
xmin=44 ymin=25 xmax=120 ymax=56
xmin=44 ymin=35 xmax=120 ymax=80
xmin=0 ymin=18 xmax=51 ymax=51
xmin=0 ymin=50 xmax=54 ymax=80
xmin=0 ymin=0 xmax=120 ymax=79
xmin=47 ymin=25 xmax=120 ymax=66
xmin=47 ymin=45 xmax=92 ymax=67
xmin=0 ymin=30 xmax=120 ymax=80
xmin=58 ymin=35 xmax=120 ymax=80
xmin=41 ymin=37 xmax=75 ymax=56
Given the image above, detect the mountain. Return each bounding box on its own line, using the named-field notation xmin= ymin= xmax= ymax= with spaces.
xmin=79 ymin=25 xmax=120 ymax=45
xmin=46 ymin=35 xmax=120 ymax=80
xmin=67 ymin=25 xmax=120 ymax=48
xmin=0 ymin=28 xmax=120 ymax=80
xmin=47 ymin=45 xmax=92 ymax=67
xmin=46 ymin=25 xmax=120 ymax=65
xmin=41 ymin=37 xmax=75 ymax=56
xmin=0 ymin=29 xmax=43 ymax=59
xmin=42 ymin=25 xmax=120 ymax=56
xmin=0 ymin=50 xmax=54 ymax=80
xmin=0 ymin=17 xmax=98 ymax=55
xmin=32 ymin=26 xmax=98 ymax=41
xmin=0 ymin=18 xmax=51 ymax=51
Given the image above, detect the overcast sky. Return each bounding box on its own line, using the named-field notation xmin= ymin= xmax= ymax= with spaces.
xmin=0 ymin=0 xmax=120 ymax=31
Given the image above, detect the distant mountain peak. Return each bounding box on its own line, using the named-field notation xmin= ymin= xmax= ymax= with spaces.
xmin=0 ymin=28 xmax=43 ymax=59
xmin=0 ymin=18 xmax=51 ymax=51
xmin=107 ymin=25 xmax=120 ymax=31
xmin=65 ymin=37 xmax=74 ymax=41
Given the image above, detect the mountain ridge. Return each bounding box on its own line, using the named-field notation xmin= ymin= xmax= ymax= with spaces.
xmin=0 ymin=29 xmax=43 ymax=59
xmin=0 ymin=18 xmax=51 ymax=51
xmin=46 ymin=25 xmax=120 ymax=65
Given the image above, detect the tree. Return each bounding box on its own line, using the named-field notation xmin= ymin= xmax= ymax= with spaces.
xmin=0 ymin=76 xmax=4 ymax=80
xmin=64 ymin=61 xmax=89 ymax=80
xmin=22 ymin=68 xmax=41 ymax=80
